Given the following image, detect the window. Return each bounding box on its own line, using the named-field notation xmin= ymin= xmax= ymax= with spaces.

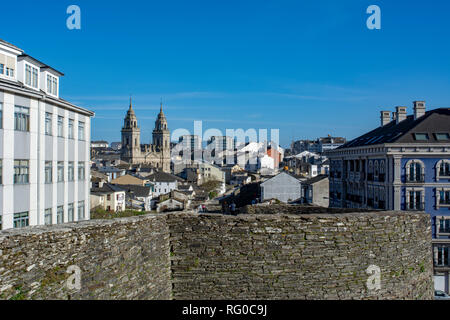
xmin=57 ymin=206 xmax=64 ymax=224
xmin=14 ymin=160 xmax=29 ymax=184
xmin=68 ymin=203 xmax=74 ymax=222
xmin=0 ymin=215 xmax=2 ymax=230
xmin=78 ymin=162 xmax=85 ymax=180
xmin=78 ymin=121 xmax=85 ymax=140
xmin=68 ymin=162 xmax=74 ymax=181
xmin=413 ymin=133 xmax=429 ymax=141
xmin=45 ymin=161 xmax=52 ymax=183
xmin=78 ymin=201 xmax=85 ymax=220
xmin=435 ymin=133 xmax=450 ymax=141
xmin=45 ymin=112 xmax=52 ymax=135
xmin=0 ymin=102 xmax=2 ymax=129
xmin=57 ymin=116 xmax=64 ymax=137
xmin=13 ymin=212 xmax=29 ymax=228
xmin=406 ymin=188 xmax=424 ymax=210
xmin=44 ymin=208 xmax=52 ymax=225
xmin=438 ymin=190 xmax=450 ymax=206
xmin=406 ymin=160 xmax=425 ymax=182
xmin=437 ymin=246 xmax=450 ymax=267
xmin=25 ymin=64 xmax=38 ymax=88
xmin=47 ymin=74 xmax=58 ymax=96
xmin=437 ymin=160 xmax=450 ymax=179
xmin=0 ymin=63 xmax=3 ymax=75
xmin=14 ymin=106 xmax=30 ymax=131
xmin=68 ymin=119 xmax=74 ymax=139
xmin=6 ymin=68 xmax=14 ymax=77
xmin=57 ymin=161 xmax=64 ymax=182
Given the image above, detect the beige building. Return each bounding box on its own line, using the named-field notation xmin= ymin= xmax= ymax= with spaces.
xmin=120 ymin=100 xmax=170 ymax=172
xmin=111 ymin=174 xmax=148 ymax=186
xmin=90 ymin=182 xmax=126 ymax=212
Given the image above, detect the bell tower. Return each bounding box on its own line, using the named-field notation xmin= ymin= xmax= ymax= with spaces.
xmin=121 ymin=98 xmax=141 ymax=163
xmin=152 ymin=102 xmax=171 ymax=172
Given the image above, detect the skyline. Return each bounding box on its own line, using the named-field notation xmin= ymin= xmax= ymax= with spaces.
xmin=1 ymin=0 xmax=450 ymax=147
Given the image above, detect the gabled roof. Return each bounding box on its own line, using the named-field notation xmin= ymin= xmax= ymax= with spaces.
xmin=91 ymin=183 xmax=124 ymax=194
xmin=148 ymin=171 xmax=184 ymax=183
xmin=115 ymin=184 xmax=151 ymax=198
xmin=303 ymin=174 xmax=328 ymax=185
xmin=338 ymin=108 xmax=450 ymax=149
xmin=260 ymin=171 xmax=302 ymax=186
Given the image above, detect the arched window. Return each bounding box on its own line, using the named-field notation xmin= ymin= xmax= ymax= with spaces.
xmin=368 ymin=160 xmax=374 ymax=181
xmin=374 ymin=160 xmax=379 ymax=177
xmin=405 ymin=160 xmax=425 ymax=182
xmin=436 ymin=160 xmax=450 ymax=181
xmin=379 ymin=160 xmax=386 ymax=182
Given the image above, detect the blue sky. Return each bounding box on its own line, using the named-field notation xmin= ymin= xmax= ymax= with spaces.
xmin=1 ymin=0 xmax=450 ymax=147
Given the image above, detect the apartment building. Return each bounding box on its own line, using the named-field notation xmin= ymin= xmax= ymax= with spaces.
xmin=0 ymin=39 xmax=94 ymax=230
xmin=326 ymin=101 xmax=450 ymax=293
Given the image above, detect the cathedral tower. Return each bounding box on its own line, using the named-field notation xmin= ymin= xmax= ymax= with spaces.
xmin=121 ymin=98 xmax=141 ymax=163
xmin=152 ymin=102 xmax=171 ymax=172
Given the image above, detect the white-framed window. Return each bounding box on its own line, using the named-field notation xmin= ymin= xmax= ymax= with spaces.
xmin=6 ymin=67 xmax=14 ymax=77
xmin=405 ymin=187 xmax=425 ymax=210
xmin=405 ymin=159 xmax=425 ymax=183
xmin=25 ymin=64 xmax=38 ymax=88
xmin=57 ymin=206 xmax=64 ymax=224
xmin=14 ymin=160 xmax=29 ymax=184
xmin=0 ymin=63 xmax=4 ymax=75
xmin=45 ymin=112 xmax=52 ymax=135
xmin=78 ymin=201 xmax=85 ymax=220
xmin=46 ymin=74 xmax=58 ymax=96
xmin=78 ymin=121 xmax=85 ymax=140
xmin=68 ymin=203 xmax=74 ymax=222
xmin=436 ymin=188 xmax=450 ymax=208
xmin=68 ymin=119 xmax=74 ymax=139
xmin=14 ymin=106 xmax=30 ymax=131
xmin=57 ymin=161 xmax=64 ymax=182
xmin=68 ymin=162 xmax=74 ymax=181
xmin=78 ymin=162 xmax=85 ymax=180
xmin=436 ymin=160 xmax=450 ymax=180
xmin=437 ymin=216 xmax=450 ymax=236
xmin=436 ymin=246 xmax=450 ymax=267
xmin=45 ymin=161 xmax=52 ymax=183
xmin=57 ymin=116 xmax=64 ymax=137
xmin=44 ymin=208 xmax=52 ymax=225
xmin=13 ymin=212 xmax=29 ymax=228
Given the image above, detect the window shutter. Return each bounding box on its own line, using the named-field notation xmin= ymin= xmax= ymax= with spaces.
xmin=6 ymin=56 xmax=15 ymax=69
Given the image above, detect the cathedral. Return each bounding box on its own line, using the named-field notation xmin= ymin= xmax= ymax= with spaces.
xmin=120 ymin=99 xmax=171 ymax=172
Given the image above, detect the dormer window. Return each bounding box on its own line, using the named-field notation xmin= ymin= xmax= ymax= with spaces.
xmin=47 ymin=74 xmax=58 ymax=96
xmin=0 ymin=53 xmax=15 ymax=79
xmin=25 ymin=64 xmax=38 ymax=88
xmin=413 ymin=133 xmax=429 ymax=141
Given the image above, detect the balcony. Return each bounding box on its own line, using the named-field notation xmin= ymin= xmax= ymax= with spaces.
xmin=406 ymin=173 xmax=425 ymax=183
xmin=408 ymin=202 xmax=425 ymax=211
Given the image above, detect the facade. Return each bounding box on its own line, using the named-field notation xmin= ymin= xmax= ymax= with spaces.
xmin=91 ymin=140 xmax=109 ymax=148
xmin=120 ymin=101 xmax=171 ymax=172
xmin=326 ymin=102 xmax=450 ymax=293
xmin=302 ymin=175 xmax=329 ymax=207
xmin=291 ymin=136 xmax=346 ymax=154
xmin=0 ymin=39 xmax=94 ymax=230
xmin=206 ymin=135 xmax=235 ymax=165
xmin=260 ymin=172 xmax=302 ymax=203
xmin=90 ymin=182 xmax=126 ymax=212
xmin=147 ymin=171 xmax=181 ymax=197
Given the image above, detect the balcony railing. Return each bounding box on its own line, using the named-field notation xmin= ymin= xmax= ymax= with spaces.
xmin=406 ymin=173 xmax=425 ymax=183
xmin=408 ymin=202 xmax=425 ymax=211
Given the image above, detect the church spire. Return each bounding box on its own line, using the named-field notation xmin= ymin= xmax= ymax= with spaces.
xmin=129 ymin=96 xmax=133 ymax=110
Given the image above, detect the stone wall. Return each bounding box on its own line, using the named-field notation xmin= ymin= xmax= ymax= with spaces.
xmin=168 ymin=211 xmax=433 ymax=300
xmin=0 ymin=210 xmax=433 ymax=300
xmin=0 ymin=215 xmax=171 ymax=300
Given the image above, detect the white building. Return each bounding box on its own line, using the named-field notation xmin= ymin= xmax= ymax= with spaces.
xmin=0 ymin=39 xmax=94 ymax=230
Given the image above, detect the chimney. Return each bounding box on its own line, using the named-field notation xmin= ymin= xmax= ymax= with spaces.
xmin=413 ymin=101 xmax=426 ymax=120
xmin=380 ymin=111 xmax=391 ymax=126
xmin=99 ymin=181 xmax=104 ymax=188
xmin=395 ymin=106 xmax=407 ymax=124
